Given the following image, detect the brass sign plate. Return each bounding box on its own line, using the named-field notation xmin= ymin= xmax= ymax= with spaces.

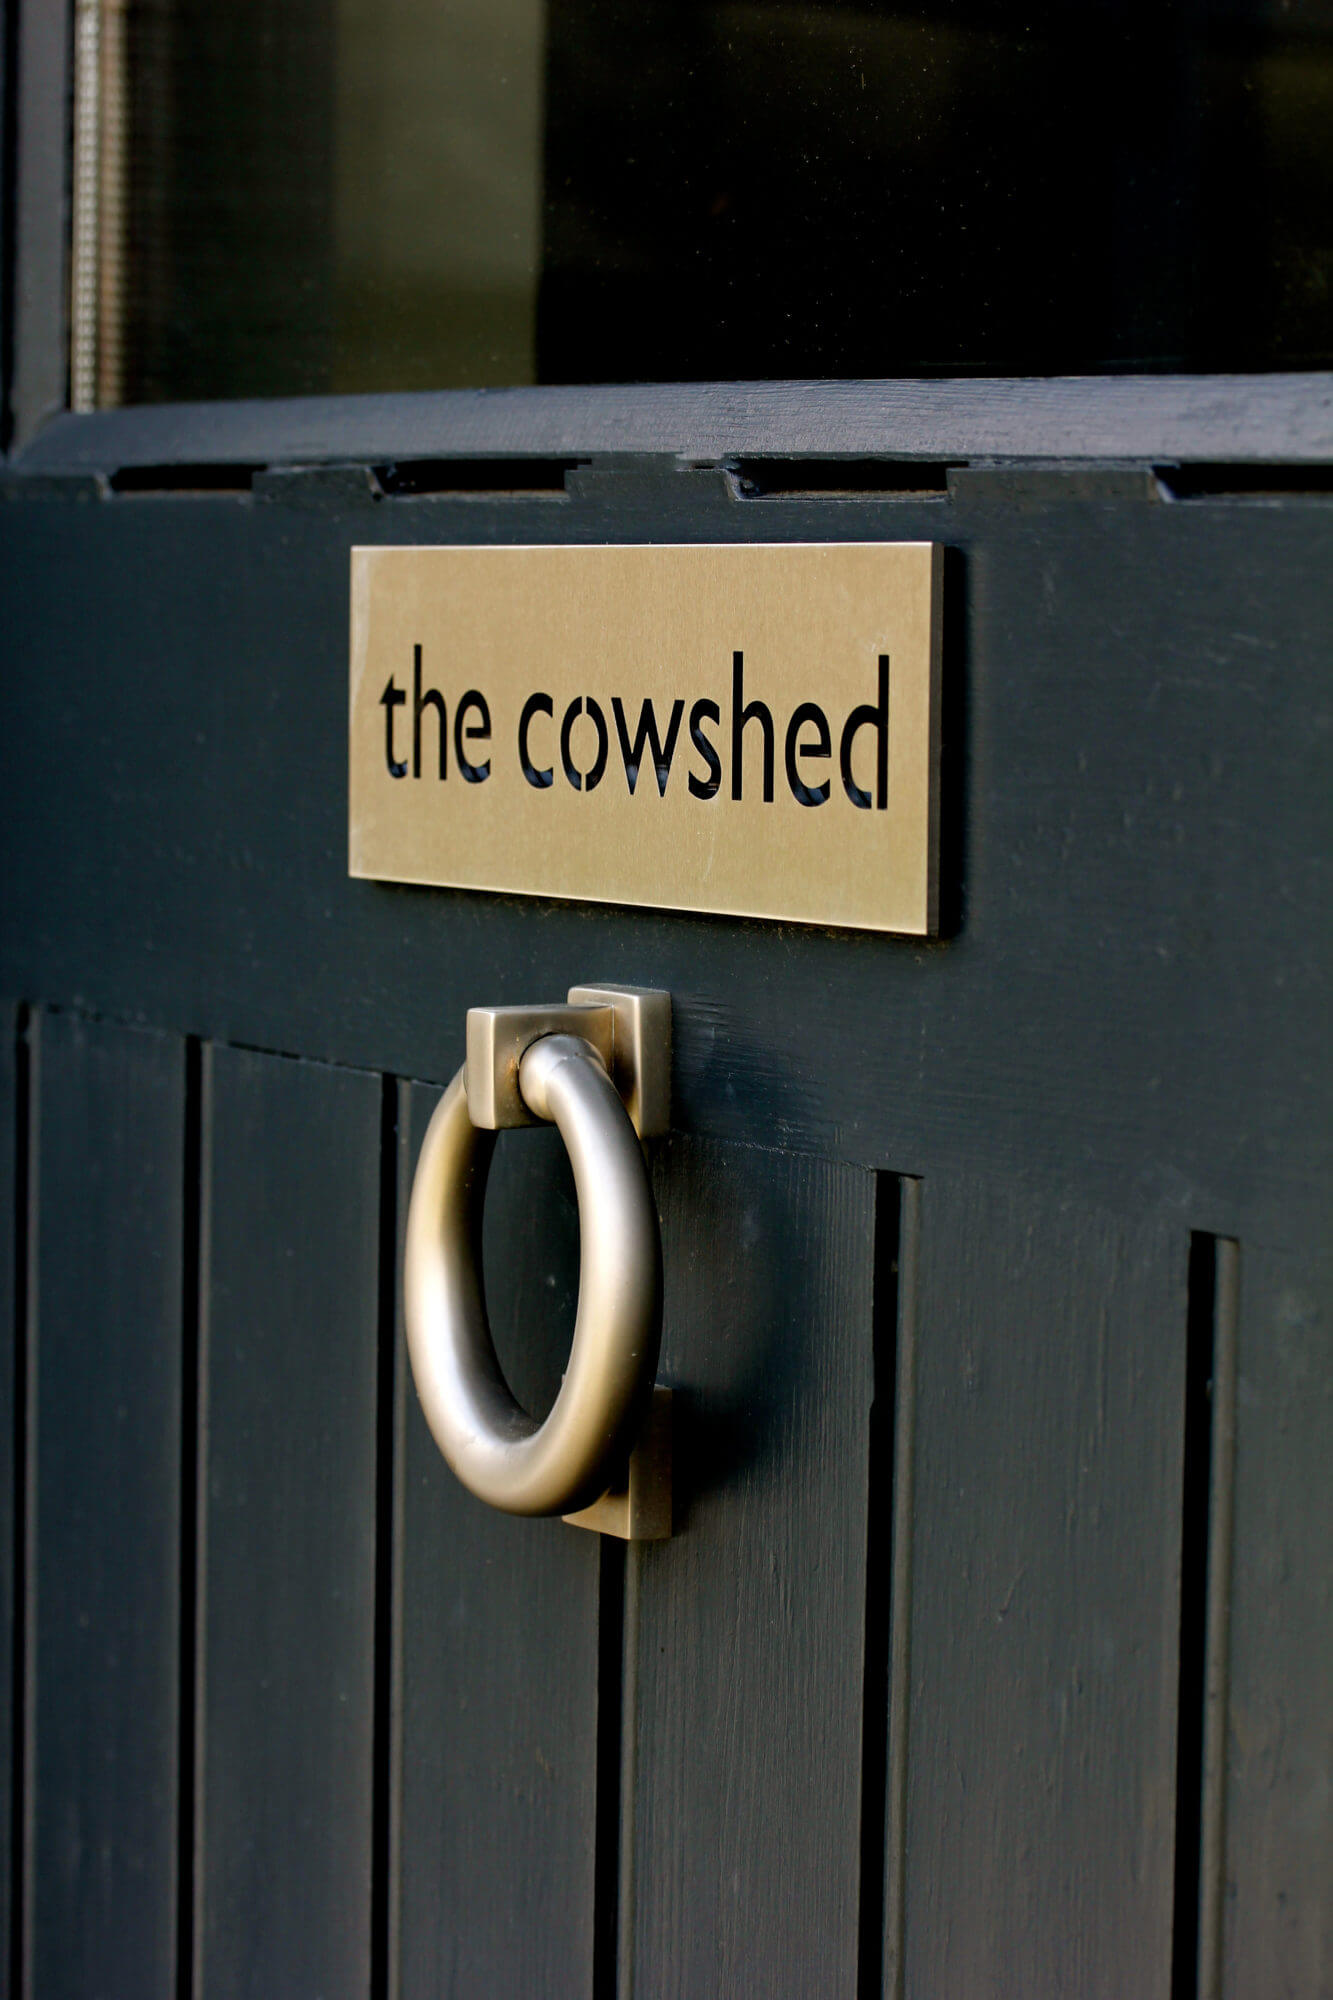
xmin=349 ymin=542 xmax=941 ymax=934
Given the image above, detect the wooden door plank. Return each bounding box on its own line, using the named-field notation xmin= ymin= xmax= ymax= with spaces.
xmin=626 ymin=1136 xmax=875 ymax=1999
xmin=28 ymin=1009 xmax=186 ymax=1999
xmin=1221 ymin=1236 xmax=1332 ymax=1999
xmin=394 ymin=1080 xmax=602 ymax=2000
xmin=0 ymin=1004 xmax=19 ymax=1990
xmin=196 ymin=1044 xmax=381 ymax=2000
xmin=899 ymin=1175 xmax=1186 ymax=1999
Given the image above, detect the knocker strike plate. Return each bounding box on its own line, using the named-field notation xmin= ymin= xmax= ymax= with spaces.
xmin=348 ymin=542 xmax=941 ymax=934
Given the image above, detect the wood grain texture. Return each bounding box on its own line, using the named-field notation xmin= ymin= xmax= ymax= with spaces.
xmin=14 ymin=372 xmax=1333 ymax=473
xmin=0 ymin=433 xmax=1327 ymax=1991
xmin=27 ymin=1009 xmax=185 ymax=2000
xmin=625 ymin=1136 xmax=875 ymax=1998
xmin=900 ymin=1175 xmax=1188 ymax=1999
xmin=0 ymin=469 xmax=1325 ymax=1248
xmin=196 ymin=1043 xmax=381 ymax=2000
xmin=1221 ymin=1236 xmax=1333 ymax=2000
xmin=394 ymin=1079 xmax=603 ymax=2000
xmin=882 ymin=1176 xmax=920 ymax=2000
xmin=0 ymin=1004 xmax=17 ymax=1988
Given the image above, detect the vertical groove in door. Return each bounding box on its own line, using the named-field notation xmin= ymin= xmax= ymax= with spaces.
xmin=857 ymin=1174 xmax=902 ymax=2000
xmin=1172 ymin=1234 xmax=1240 ymax=2000
xmin=1198 ymin=1242 xmax=1239 ymax=2000
xmin=616 ymin=1546 xmax=642 ymax=2000
xmin=593 ymin=1538 xmax=627 ymax=2000
xmin=175 ymin=1038 xmax=203 ymax=2000
xmin=371 ymin=1074 xmax=402 ymax=2000
xmin=7 ymin=1006 xmax=33 ymax=2000
xmin=882 ymin=1177 xmax=920 ymax=2000
xmin=189 ymin=1044 xmax=214 ymax=2000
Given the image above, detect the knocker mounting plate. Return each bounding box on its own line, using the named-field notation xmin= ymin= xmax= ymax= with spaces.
xmin=465 ymin=983 xmax=671 ymax=1137
xmin=562 ymin=1384 xmax=673 ymax=1542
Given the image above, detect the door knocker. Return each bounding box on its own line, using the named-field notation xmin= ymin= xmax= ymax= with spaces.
xmin=403 ymin=984 xmax=672 ymax=1538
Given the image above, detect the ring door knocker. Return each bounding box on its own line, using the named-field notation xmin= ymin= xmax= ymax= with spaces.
xmin=404 ymin=984 xmax=673 ymax=1539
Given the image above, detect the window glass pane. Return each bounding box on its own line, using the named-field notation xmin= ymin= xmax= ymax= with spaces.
xmin=71 ymin=0 xmax=1333 ymax=403
xmin=334 ymin=0 xmax=544 ymax=393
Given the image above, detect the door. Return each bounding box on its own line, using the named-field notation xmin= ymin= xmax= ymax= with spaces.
xmin=0 ymin=4 xmax=1330 ymax=1996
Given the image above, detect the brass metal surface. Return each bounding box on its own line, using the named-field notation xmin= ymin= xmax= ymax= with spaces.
xmin=349 ymin=542 xmax=941 ymax=933
xmin=564 ymin=984 xmax=671 ymax=1137
xmin=402 ymin=989 xmax=672 ymax=1525
xmin=465 ymin=983 xmax=670 ymax=1136
xmin=563 ymin=1385 xmax=673 ymax=1541
xmin=464 ymin=1001 xmax=615 ymax=1129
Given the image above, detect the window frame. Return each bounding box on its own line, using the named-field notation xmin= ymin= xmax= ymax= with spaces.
xmin=6 ymin=0 xmax=1333 ymax=471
